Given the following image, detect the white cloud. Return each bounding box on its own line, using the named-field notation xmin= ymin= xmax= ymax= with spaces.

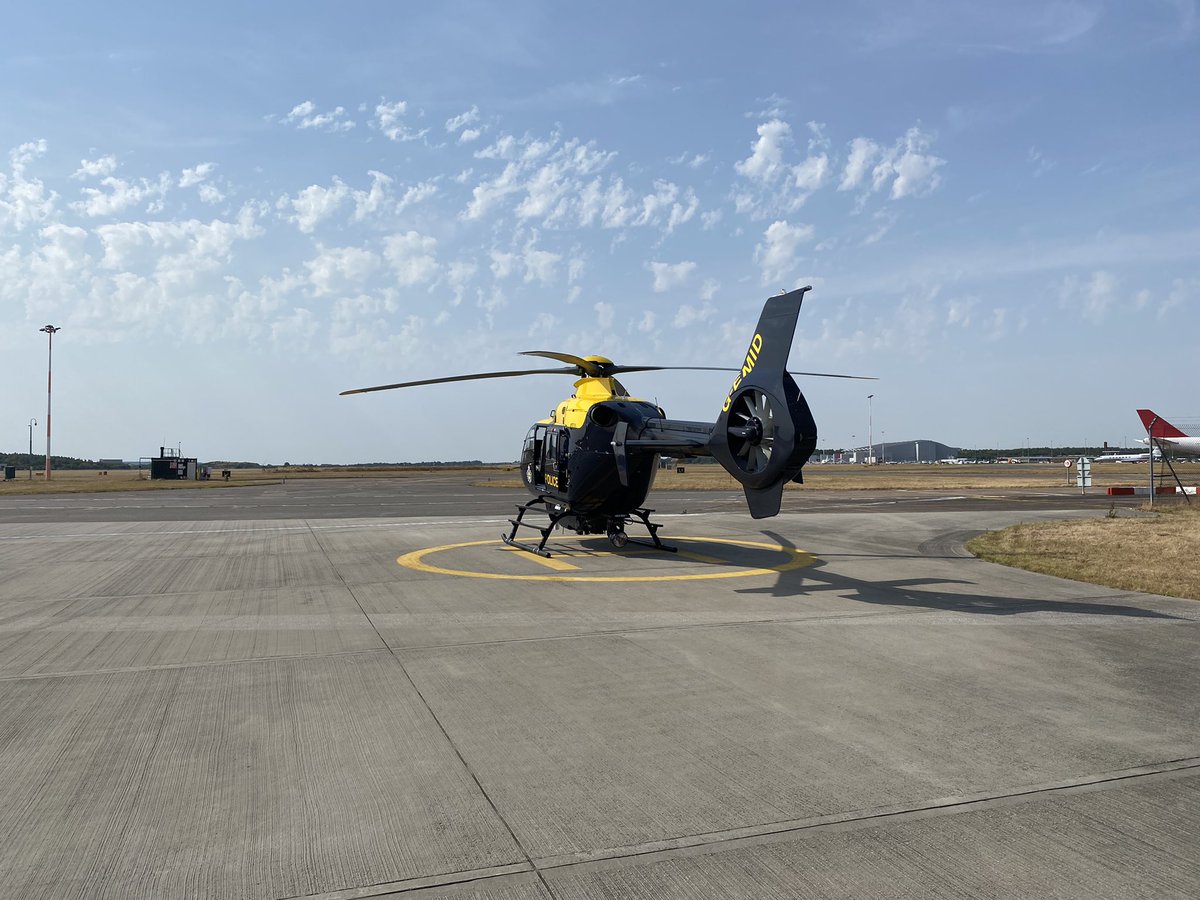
xmin=445 ymin=106 xmax=480 ymax=133
xmin=1059 ymin=270 xmax=1117 ymax=324
xmin=284 ymin=100 xmax=355 ymax=132
xmin=383 ymin=231 xmax=439 ymax=285
xmin=837 ymin=128 xmax=945 ymax=200
xmin=458 ymin=129 xmax=482 ymax=144
xmin=638 ymin=311 xmax=656 ymax=332
xmin=465 ymin=131 xmax=705 ymax=234
xmin=839 ymin=137 xmax=880 ymax=191
xmin=9 ymin=139 xmax=48 ymax=174
xmin=447 ymin=260 xmax=477 ymax=305
xmin=284 ymin=179 xmax=349 ymax=233
xmin=523 ymin=244 xmax=561 ymax=284
xmin=594 ymin=301 xmax=614 ymax=329
xmin=669 ymin=152 xmax=710 ymax=170
xmin=872 ymin=128 xmax=945 ymax=199
xmin=648 ymin=260 xmax=697 ymax=292
xmin=72 ymin=155 xmax=118 ymax=180
xmin=398 ymin=179 xmax=439 ymax=211
xmin=755 ymin=220 xmax=814 ymax=285
xmin=271 ymin=307 xmax=319 ymax=348
xmin=352 ymin=170 xmax=393 ymax=221
xmin=197 ymin=183 xmax=225 ymax=204
xmin=490 ymin=250 xmax=519 ymax=279
xmin=735 ymin=119 xmax=791 ymax=183
xmin=464 ymin=162 xmax=522 ymax=221
xmin=95 ymin=204 xmax=263 ymax=272
xmin=305 ymin=244 xmax=381 ymax=296
xmin=2 ymin=140 xmax=58 ymax=231
xmin=73 ymin=173 xmax=171 ymax=217
xmin=792 ymin=154 xmax=829 ymax=193
xmin=673 ymin=302 xmax=716 ymax=328
xmin=374 ymin=99 xmax=428 ymax=142
xmin=528 ymin=311 xmax=560 ymax=336
xmin=885 ymin=128 xmax=946 ymax=198
xmin=179 ymin=162 xmax=216 ymax=188
xmin=985 ymin=307 xmax=1010 ymax=341
xmin=946 ymin=297 xmax=978 ymax=327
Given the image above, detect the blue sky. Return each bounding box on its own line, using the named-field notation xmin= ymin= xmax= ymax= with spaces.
xmin=2 ymin=1 xmax=1198 ymax=463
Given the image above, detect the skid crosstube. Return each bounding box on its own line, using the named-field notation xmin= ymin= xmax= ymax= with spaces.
xmin=501 ymin=498 xmax=676 ymax=557
xmin=501 ymin=496 xmax=567 ymax=557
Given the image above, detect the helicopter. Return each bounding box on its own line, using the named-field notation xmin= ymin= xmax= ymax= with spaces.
xmin=341 ymin=286 xmax=874 ymax=556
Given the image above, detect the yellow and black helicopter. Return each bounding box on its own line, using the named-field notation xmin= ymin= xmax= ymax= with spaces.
xmin=342 ymin=287 xmax=873 ymax=556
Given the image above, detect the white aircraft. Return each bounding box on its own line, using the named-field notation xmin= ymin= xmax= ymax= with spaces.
xmin=1138 ymin=409 xmax=1200 ymax=452
xmin=1093 ymin=448 xmax=1161 ymax=463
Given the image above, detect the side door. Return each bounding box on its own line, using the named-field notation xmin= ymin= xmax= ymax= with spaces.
xmin=522 ymin=425 xmax=547 ymax=487
xmin=540 ymin=426 xmax=569 ymax=491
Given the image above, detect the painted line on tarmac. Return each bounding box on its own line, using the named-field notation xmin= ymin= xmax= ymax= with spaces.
xmin=0 ymin=518 xmax=514 ymax=541
xmin=397 ymin=536 xmax=815 ymax=582
xmin=0 ymin=512 xmax=721 ymax=542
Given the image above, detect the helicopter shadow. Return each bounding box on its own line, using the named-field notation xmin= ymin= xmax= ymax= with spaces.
xmin=735 ymin=530 xmax=1181 ymax=621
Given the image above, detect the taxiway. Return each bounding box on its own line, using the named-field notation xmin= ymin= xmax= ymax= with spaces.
xmin=0 ymin=479 xmax=1196 ymax=898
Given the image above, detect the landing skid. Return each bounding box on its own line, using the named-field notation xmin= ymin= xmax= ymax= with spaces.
xmin=610 ymin=507 xmax=677 ymax=554
xmin=501 ymin=496 xmax=569 ymax=558
xmin=501 ymin=497 xmax=676 ymax=557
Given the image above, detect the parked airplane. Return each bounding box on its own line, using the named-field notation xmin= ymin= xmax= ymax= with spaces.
xmin=1093 ymin=447 xmax=1161 ymax=463
xmin=1137 ymin=409 xmax=1200 ymax=453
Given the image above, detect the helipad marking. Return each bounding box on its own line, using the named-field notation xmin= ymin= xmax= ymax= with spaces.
xmin=499 ymin=545 xmax=580 ymax=571
xmin=397 ymin=536 xmax=816 ymax=582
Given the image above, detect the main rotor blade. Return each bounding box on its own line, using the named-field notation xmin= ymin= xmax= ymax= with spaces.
xmin=520 ymin=351 xmax=602 ymax=376
xmin=339 ymin=367 xmax=579 ymax=396
xmin=606 ymin=365 xmax=878 ymax=380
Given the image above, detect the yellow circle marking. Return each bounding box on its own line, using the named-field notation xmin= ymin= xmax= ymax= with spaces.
xmin=397 ymin=536 xmax=815 ymax=582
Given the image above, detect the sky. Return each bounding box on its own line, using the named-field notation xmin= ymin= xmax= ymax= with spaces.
xmin=2 ymin=1 xmax=1198 ymax=463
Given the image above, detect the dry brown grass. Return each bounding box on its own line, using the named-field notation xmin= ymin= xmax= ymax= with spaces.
xmin=0 ymin=468 xmax=279 ymax=495
xmin=0 ymin=465 xmax=514 ymax=495
xmin=967 ymin=502 xmax=1200 ymax=600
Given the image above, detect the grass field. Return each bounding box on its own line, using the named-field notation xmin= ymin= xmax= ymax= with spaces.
xmin=968 ymin=503 xmax=1200 ymax=601
xmin=0 ymin=465 xmax=506 ymax=495
xmin=4 ymin=462 xmax=1196 ymax=495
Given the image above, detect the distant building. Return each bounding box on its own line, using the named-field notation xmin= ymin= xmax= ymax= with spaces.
xmin=867 ymin=440 xmax=960 ymax=463
xmin=149 ymin=447 xmax=198 ymax=480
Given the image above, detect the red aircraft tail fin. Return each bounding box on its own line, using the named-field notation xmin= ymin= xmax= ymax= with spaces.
xmin=1137 ymin=409 xmax=1189 ymax=439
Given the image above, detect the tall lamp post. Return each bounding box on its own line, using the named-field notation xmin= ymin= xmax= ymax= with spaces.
xmin=28 ymin=418 xmax=37 ymax=480
xmin=40 ymin=325 xmax=60 ymax=481
xmin=867 ymin=394 xmax=875 ymax=465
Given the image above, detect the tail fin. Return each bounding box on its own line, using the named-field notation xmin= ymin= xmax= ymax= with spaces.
xmin=709 ymin=288 xmax=818 ymax=518
xmin=1137 ymin=409 xmax=1189 ymax=439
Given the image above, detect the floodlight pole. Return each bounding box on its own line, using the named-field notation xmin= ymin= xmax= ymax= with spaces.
xmin=28 ymin=418 xmax=37 ymax=480
xmin=40 ymin=325 xmax=60 ymax=481
xmin=867 ymin=394 xmax=874 ymax=465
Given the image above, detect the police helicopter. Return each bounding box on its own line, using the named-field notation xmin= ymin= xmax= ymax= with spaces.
xmin=341 ymin=287 xmax=873 ymax=556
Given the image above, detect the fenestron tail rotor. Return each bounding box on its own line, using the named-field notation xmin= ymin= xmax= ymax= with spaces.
xmin=726 ymin=388 xmax=777 ymax=474
xmin=708 ymin=287 xmax=825 ymax=518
